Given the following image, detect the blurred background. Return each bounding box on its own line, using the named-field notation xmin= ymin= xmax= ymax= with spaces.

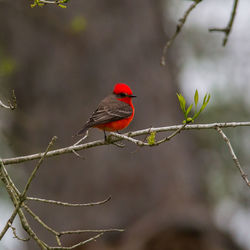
xmin=0 ymin=0 xmax=250 ymax=249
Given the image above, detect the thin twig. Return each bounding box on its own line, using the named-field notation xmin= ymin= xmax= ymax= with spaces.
xmin=161 ymin=0 xmax=202 ymax=66
xmin=0 ymin=161 xmax=24 ymax=240
xmin=21 ymin=136 xmax=57 ymax=199
xmin=73 ymin=131 xmax=89 ymax=146
xmin=215 ymin=127 xmax=250 ymax=187
xmin=18 ymin=208 xmax=48 ymax=250
xmin=0 ymin=159 xmax=21 ymax=196
xmin=23 ymin=204 xmax=59 ymax=237
xmin=8 ymin=223 xmax=30 ymax=242
xmin=0 ymin=100 xmax=11 ymax=109
xmin=3 ymin=121 xmax=250 ymax=166
xmin=110 ymin=132 xmax=149 ymax=146
xmin=154 ymin=123 xmax=187 ymax=145
xmin=72 ymin=131 xmax=89 ymax=158
xmin=0 ymin=90 xmax=17 ymax=110
xmin=26 ymin=195 xmax=111 ymax=207
xmin=49 ymin=233 xmax=104 ymax=250
xmin=209 ymin=0 xmax=239 ymax=46
xmin=39 ymin=0 xmax=60 ymax=3
xmin=59 ymin=228 xmax=124 ymax=236
xmin=56 ymin=235 xmax=62 ymax=247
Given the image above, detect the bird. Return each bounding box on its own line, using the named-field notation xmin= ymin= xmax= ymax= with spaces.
xmin=77 ymin=83 xmax=136 ymax=140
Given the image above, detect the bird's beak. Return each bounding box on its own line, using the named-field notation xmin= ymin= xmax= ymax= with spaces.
xmin=130 ymin=95 xmax=137 ymax=98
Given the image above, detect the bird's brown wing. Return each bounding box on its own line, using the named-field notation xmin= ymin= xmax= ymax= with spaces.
xmin=77 ymin=94 xmax=133 ymax=135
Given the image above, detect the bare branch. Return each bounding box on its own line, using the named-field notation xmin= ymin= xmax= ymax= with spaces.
xmin=0 ymin=99 xmax=11 ymax=109
xmin=0 ymin=154 xmax=118 ymax=249
xmin=8 ymin=223 xmax=30 ymax=242
xmin=48 ymin=233 xmax=104 ymax=250
xmin=23 ymin=204 xmax=59 ymax=237
xmin=31 ymin=0 xmax=69 ymax=6
xmin=161 ymin=0 xmax=202 ymax=66
xmin=2 ymin=121 xmax=250 ymax=248
xmin=154 ymin=123 xmax=187 ymax=145
xmin=26 ymin=195 xmax=111 ymax=207
xmin=0 ymin=160 xmax=23 ymax=240
xmin=209 ymin=0 xmax=239 ymax=46
xmin=39 ymin=0 xmax=60 ymax=3
xmin=0 ymin=90 xmax=17 ymax=110
xmin=21 ymin=136 xmax=57 ymax=197
xmin=110 ymin=132 xmax=149 ymax=146
xmin=3 ymin=121 xmax=250 ymax=166
xmin=59 ymin=228 xmax=124 ymax=236
xmin=215 ymin=126 xmax=250 ymax=187
xmin=0 ymin=136 xmax=56 ymax=242
xmin=0 ymin=161 xmax=48 ymax=249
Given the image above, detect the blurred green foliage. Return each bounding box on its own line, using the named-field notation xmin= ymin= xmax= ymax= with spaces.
xmin=70 ymin=16 xmax=87 ymax=34
xmin=0 ymin=57 xmax=16 ymax=77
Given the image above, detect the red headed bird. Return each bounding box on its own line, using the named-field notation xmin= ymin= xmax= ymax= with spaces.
xmin=77 ymin=83 xmax=136 ymax=139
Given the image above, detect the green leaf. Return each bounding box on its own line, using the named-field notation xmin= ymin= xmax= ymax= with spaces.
xmin=147 ymin=132 xmax=156 ymax=145
xmin=177 ymin=93 xmax=186 ymax=114
xmin=58 ymin=4 xmax=67 ymax=8
xmin=30 ymin=0 xmax=44 ymax=7
xmin=206 ymin=94 xmax=211 ymax=104
xmin=203 ymin=94 xmax=207 ymax=104
xmin=192 ymin=92 xmax=211 ymax=120
xmin=186 ymin=103 xmax=193 ymax=117
xmin=194 ymin=89 xmax=198 ymax=108
xmin=202 ymin=93 xmax=210 ymax=106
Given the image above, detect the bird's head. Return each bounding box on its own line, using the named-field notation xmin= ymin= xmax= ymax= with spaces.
xmin=113 ymin=83 xmax=136 ymax=100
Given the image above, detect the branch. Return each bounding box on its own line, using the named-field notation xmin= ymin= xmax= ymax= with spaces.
xmin=209 ymin=0 xmax=239 ymax=46
xmin=0 ymin=137 xmax=56 ymax=243
xmin=30 ymin=0 xmax=69 ymax=8
xmin=215 ymin=127 xmax=250 ymax=187
xmin=21 ymin=136 xmax=57 ymax=197
xmin=161 ymin=0 xmax=202 ymax=66
xmin=0 ymin=90 xmax=17 ymax=110
xmin=23 ymin=204 xmax=59 ymax=237
xmin=2 ymin=121 xmax=250 ymax=248
xmin=39 ymin=0 xmax=60 ymax=3
xmin=59 ymin=228 xmax=124 ymax=236
xmin=26 ymin=195 xmax=111 ymax=207
xmin=8 ymin=223 xmax=30 ymax=242
xmin=0 ymin=161 xmax=48 ymax=249
xmin=154 ymin=123 xmax=187 ymax=145
xmin=23 ymin=202 xmax=123 ymax=248
xmin=49 ymin=233 xmax=104 ymax=250
xmin=1 ymin=149 xmax=116 ymax=249
xmin=3 ymin=121 xmax=250 ymax=166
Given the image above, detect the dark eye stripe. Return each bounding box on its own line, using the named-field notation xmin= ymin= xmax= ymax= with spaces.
xmin=117 ymin=93 xmax=127 ymax=97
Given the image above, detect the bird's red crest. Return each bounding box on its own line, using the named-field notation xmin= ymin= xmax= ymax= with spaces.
xmin=113 ymin=83 xmax=133 ymax=96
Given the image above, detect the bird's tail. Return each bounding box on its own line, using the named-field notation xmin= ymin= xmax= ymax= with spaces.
xmin=76 ymin=124 xmax=90 ymax=136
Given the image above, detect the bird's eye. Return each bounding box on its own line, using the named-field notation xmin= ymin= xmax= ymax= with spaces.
xmin=119 ymin=93 xmax=127 ymax=97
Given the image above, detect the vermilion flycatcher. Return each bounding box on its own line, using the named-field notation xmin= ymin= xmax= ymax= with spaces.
xmin=77 ymin=83 xmax=136 ymax=138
